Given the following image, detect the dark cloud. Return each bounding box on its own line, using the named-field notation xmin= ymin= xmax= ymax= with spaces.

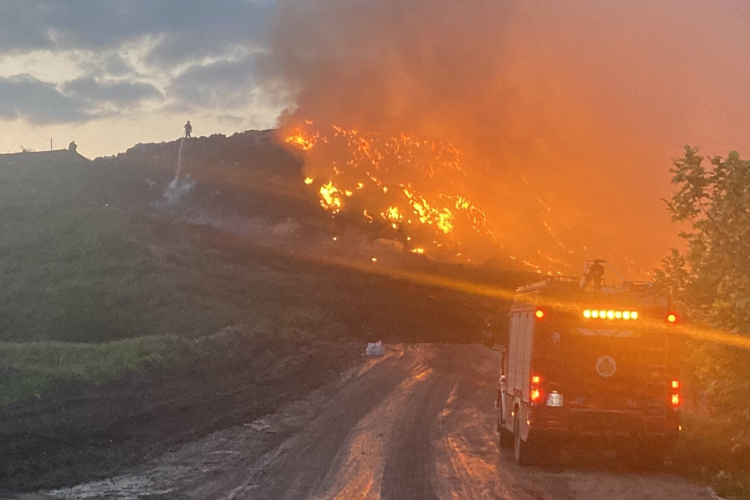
xmin=166 ymin=55 xmax=255 ymax=108
xmin=101 ymin=54 xmax=134 ymax=77
xmin=0 ymin=0 xmax=271 ymax=66
xmin=77 ymin=53 xmax=139 ymax=78
xmin=0 ymin=74 xmax=89 ymax=124
xmin=0 ymin=1 xmax=275 ymax=124
xmin=0 ymin=73 xmax=164 ymax=125
xmin=62 ymin=77 xmax=162 ymax=105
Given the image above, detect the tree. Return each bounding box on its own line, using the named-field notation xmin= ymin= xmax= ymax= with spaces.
xmin=658 ymin=146 xmax=750 ymax=456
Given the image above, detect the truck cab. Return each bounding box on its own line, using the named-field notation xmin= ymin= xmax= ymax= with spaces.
xmin=497 ymin=261 xmax=681 ymax=468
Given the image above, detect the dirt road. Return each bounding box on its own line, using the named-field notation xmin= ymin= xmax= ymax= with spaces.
xmin=11 ymin=345 xmax=718 ymax=500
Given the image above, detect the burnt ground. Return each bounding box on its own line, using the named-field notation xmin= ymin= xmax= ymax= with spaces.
xmin=0 ymin=331 xmax=362 ymax=494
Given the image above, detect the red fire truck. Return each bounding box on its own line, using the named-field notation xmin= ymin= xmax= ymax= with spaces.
xmin=496 ymin=260 xmax=681 ymax=468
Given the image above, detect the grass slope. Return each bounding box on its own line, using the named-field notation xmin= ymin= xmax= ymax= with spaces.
xmin=0 ymin=146 xmax=523 ymax=404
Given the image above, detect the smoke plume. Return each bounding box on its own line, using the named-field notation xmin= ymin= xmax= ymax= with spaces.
xmin=260 ymin=0 xmax=750 ymax=277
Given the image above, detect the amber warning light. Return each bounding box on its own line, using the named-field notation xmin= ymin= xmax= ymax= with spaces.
xmin=583 ymin=310 xmax=639 ymax=320
xmin=671 ymin=379 xmax=681 ymax=408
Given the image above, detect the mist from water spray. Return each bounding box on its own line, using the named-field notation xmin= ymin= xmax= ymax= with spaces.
xmin=175 ymin=137 xmax=186 ymax=181
xmin=164 ymin=137 xmax=196 ymax=205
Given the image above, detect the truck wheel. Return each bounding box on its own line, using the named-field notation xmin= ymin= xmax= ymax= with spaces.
xmin=500 ymin=426 xmax=514 ymax=448
xmin=513 ymin=412 xmax=537 ymax=465
xmin=498 ymin=401 xmax=513 ymax=448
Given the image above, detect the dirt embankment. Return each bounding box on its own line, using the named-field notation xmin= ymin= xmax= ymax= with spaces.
xmin=0 ymin=330 xmax=361 ymax=493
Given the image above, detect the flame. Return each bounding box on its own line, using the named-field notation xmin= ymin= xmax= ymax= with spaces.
xmin=383 ymin=206 xmax=402 ymax=222
xmin=319 ymin=181 xmax=344 ymax=213
xmin=285 ymin=128 xmax=318 ymax=151
xmin=402 ymin=187 xmax=454 ymax=234
xmin=411 ymin=247 xmax=426 ymax=254
xmin=284 ymin=123 xmax=496 ymax=259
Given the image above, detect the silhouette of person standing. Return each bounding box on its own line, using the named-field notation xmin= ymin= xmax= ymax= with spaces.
xmin=184 ymin=121 xmax=192 ymax=138
xmin=68 ymin=141 xmax=77 ymax=153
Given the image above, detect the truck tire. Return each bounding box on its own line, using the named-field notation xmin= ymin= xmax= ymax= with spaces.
xmin=498 ymin=401 xmax=513 ymax=448
xmin=500 ymin=426 xmax=514 ymax=448
xmin=513 ymin=412 xmax=538 ymax=465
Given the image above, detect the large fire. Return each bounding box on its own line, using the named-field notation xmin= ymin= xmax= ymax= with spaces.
xmin=261 ymin=0 xmax=746 ymax=279
xmin=284 ymin=123 xmax=495 ymax=259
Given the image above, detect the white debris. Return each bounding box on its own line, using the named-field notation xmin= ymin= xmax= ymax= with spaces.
xmin=365 ymin=341 xmax=385 ymax=357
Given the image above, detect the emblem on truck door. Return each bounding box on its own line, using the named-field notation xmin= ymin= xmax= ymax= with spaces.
xmin=595 ymin=355 xmax=617 ymax=378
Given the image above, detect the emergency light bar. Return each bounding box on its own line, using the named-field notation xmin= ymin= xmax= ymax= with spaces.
xmin=583 ymin=309 xmax=639 ymax=320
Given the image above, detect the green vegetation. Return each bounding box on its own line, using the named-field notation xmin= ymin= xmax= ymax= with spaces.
xmin=0 ymin=327 xmax=293 ymax=405
xmin=658 ymin=147 xmax=750 ymax=498
xmin=0 ymin=335 xmax=187 ymax=405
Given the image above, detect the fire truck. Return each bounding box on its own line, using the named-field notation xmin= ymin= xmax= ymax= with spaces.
xmin=496 ymin=260 xmax=681 ymax=468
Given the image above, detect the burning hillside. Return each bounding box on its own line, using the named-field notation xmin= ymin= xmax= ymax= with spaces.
xmin=261 ymin=0 xmax=750 ymax=279
xmin=283 ymin=123 xmax=494 ymax=261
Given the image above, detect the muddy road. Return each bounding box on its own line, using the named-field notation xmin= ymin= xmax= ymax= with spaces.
xmin=8 ymin=345 xmax=717 ymax=500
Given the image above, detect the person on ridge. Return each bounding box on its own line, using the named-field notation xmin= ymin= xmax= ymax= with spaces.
xmin=68 ymin=141 xmax=77 ymax=153
xmin=184 ymin=121 xmax=192 ymax=139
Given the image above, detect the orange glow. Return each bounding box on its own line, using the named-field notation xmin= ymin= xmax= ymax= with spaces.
xmin=585 ymin=309 xmax=640 ymax=320
xmin=530 ymin=375 xmax=542 ymax=403
xmin=284 ymin=128 xmax=317 ymax=151
xmin=265 ymin=0 xmax=750 ymax=278
xmin=671 ymin=393 xmax=681 ymax=407
xmin=667 ymin=313 xmax=677 ymax=323
xmin=319 ymin=181 xmax=345 ymax=213
xmin=285 ymin=123 xmax=494 ymax=256
xmin=671 ymin=380 xmax=680 ymax=389
xmin=535 ymin=309 xmax=545 ymax=319
xmin=410 ymin=247 xmax=426 ymax=255
xmin=383 ymin=206 xmax=402 ymax=222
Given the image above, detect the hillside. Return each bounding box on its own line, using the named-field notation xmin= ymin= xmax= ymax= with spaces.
xmin=0 ymin=132 xmax=531 ymax=490
xmin=0 ymin=131 xmax=530 ymax=406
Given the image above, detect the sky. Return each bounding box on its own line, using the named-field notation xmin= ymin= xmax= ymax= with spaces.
xmin=0 ymin=0 xmax=281 ymax=158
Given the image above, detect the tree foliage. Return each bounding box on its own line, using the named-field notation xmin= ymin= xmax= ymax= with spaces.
xmin=657 ymin=146 xmax=750 ymax=457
